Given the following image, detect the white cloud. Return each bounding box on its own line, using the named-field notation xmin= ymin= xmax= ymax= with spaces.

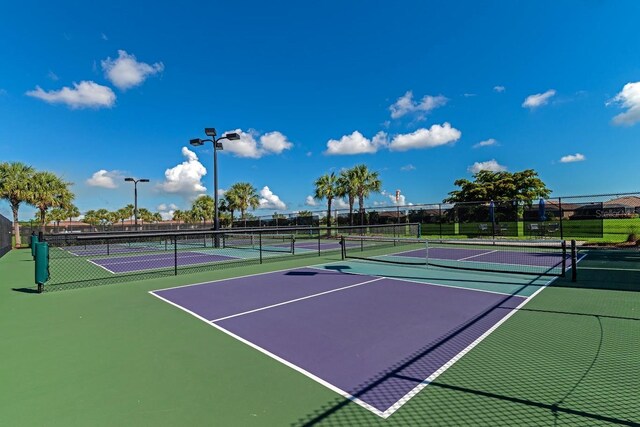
xmin=26 ymin=81 xmax=116 ymax=109
xmin=559 ymin=153 xmax=586 ymax=163
xmin=400 ymin=164 xmax=416 ymax=171
xmin=473 ymin=138 xmax=498 ymax=148
xmin=221 ymin=129 xmax=293 ymax=158
xmin=325 ymin=131 xmax=388 ymax=155
xmin=305 ymin=195 xmax=318 ymax=206
xmin=101 ymin=50 xmax=164 ymax=90
xmin=259 ymin=186 xmax=286 ymax=210
xmin=494 ymin=85 xmax=506 ymax=93
xmin=463 ymin=93 xmax=477 ymax=98
xmin=388 ymin=194 xmax=412 ymax=206
xmin=260 ymin=131 xmax=293 ymax=154
xmin=389 ymin=91 xmax=448 ymax=119
xmin=389 ymin=123 xmax=461 ymax=151
xmin=157 ymin=203 xmax=179 ymax=220
xmin=159 ymin=147 xmax=207 ymax=196
xmin=47 ymin=71 xmax=59 ymax=81
xmin=468 ymin=159 xmax=507 ymax=173
xmin=522 ymin=89 xmax=556 ymax=109
xmin=101 ymin=33 xmax=108 ymax=41
xmin=86 ymin=170 xmax=122 ymax=188
xmin=608 ymin=82 xmax=640 ymax=126
xmin=333 ymin=198 xmax=350 ymax=209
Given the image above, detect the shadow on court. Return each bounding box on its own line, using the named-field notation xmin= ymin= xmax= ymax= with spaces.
xmin=292 ymin=251 xmax=640 ymax=426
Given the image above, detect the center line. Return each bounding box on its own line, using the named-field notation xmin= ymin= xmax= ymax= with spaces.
xmin=210 ymin=276 xmax=385 ymax=323
xmin=457 ymin=249 xmax=498 ymax=261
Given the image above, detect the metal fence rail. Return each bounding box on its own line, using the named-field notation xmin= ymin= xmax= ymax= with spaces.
xmin=41 ymin=224 xmax=420 ymax=291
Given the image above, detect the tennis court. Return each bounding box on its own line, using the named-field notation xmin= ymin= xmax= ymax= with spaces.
xmin=150 ymin=262 xmax=547 ymax=417
xmin=4 ymin=228 xmax=638 ymax=426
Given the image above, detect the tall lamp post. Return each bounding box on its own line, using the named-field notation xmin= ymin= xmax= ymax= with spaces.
xmin=124 ymin=177 xmax=150 ymax=230
xmin=189 ymin=128 xmax=240 ymax=231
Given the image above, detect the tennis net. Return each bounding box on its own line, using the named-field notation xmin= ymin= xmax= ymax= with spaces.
xmin=341 ymin=236 xmax=572 ymax=277
xmin=222 ymin=233 xmax=294 ymax=253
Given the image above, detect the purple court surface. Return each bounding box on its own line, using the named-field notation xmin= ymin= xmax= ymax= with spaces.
xmin=395 ymin=247 xmax=565 ymax=268
xmin=151 ymin=267 xmax=530 ymax=417
xmin=91 ymin=252 xmax=238 ymax=273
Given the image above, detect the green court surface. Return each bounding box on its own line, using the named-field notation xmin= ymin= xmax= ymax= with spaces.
xmin=1 ymin=248 xmax=638 ymax=426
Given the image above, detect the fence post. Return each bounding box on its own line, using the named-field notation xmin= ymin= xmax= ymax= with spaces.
xmin=571 ymin=240 xmax=577 ymax=282
xmin=559 ymin=198 xmax=564 ymax=240
xmin=561 ymin=240 xmax=567 ymax=277
xmin=174 ymin=237 xmax=178 ymax=276
xmin=259 ymin=233 xmax=263 ymax=264
xmin=317 ymin=230 xmax=321 ymax=256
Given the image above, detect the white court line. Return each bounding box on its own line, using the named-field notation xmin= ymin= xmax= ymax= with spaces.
xmin=457 ymin=249 xmax=498 ymax=261
xmin=209 ymin=277 xmax=385 ymax=323
xmin=579 ymin=266 xmax=640 ymax=272
xmin=149 ymin=254 xmax=587 ymax=419
xmin=87 ymin=259 xmax=116 ymax=275
xmin=149 ymin=290 xmax=386 ymax=417
xmin=305 ymin=265 xmax=525 ymax=298
xmin=151 ymin=262 xmax=334 ymax=293
xmin=380 ymin=251 xmax=588 ymax=418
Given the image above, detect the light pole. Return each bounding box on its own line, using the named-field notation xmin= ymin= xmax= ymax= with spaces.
xmin=189 ymin=128 xmax=240 ymax=231
xmin=124 ymin=177 xmax=149 ymax=230
xmin=395 ymin=189 xmax=401 ymax=224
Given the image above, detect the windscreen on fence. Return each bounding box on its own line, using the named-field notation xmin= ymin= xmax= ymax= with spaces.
xmin=0 ymin=213 xmax=12 ymax=258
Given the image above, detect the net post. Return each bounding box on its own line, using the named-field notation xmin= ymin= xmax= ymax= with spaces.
xmin=425 ymin=239 xmax=429 ymax=268
xmin=571 ymin=240 xmax=577 ymax=282
xmin=174 ymin=236 xmax=178 ymax=276
xmin=259 ymin=233 xmax=263 ymax=264
xmin=561 ymin=240 xmax=567 ymax=277
xmin=340 ymin=236 xmax=345 ymax=260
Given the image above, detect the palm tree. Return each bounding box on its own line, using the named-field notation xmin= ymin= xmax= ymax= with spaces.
xmin=0 ymin=162 xmax=34 ymax=247
xmin=65 ymin=204 xmax=81 ymax=223
xmin=116 ymin=205 xmax=134 ymax=229
xmin=48 ymin=207 xmax=69 ymax=231
xmin=337 ymin=168 xmax=357 ymax=225
xmin=29 ymin=171 xmax=74 ymax=234
xmin=224 ymin=189 xmax=241 ymax=225
xmin=172 ymin=209 xmax=184 ymax=229
xmin=84 ymin=210 xmax=100 ymax=228
xmin=351 ymin=164 xmax=382 ymax=225
xmin=137 ymin=208 xmax=153 ymax=226
xmin=152 ymin=212 xmax=162 ymax=223
xmin=191 ymin=195 xmax=215 ymax=226
xmin=314 ymin=172 xmax=338 ymax=233
xmin=228 ymin=183 xmax=259 ymax=220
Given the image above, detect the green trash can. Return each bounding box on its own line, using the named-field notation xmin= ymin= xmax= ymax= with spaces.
xmin=35 ymin=242 xmax=49 ymax=293
xmin=30 ymin=234 xmax=39 ymax=259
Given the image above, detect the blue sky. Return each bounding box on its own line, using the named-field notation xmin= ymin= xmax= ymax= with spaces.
xmin=2 ymin=1 xmax=640 ymax=220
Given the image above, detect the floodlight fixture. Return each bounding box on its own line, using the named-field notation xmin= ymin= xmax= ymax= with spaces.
xmin=190 ymin=138 xmax=204 ymax=146
xmin=215 ymin=142 xmax=224 ymax=150
xmin=124 ymin=177 xmax=134 ymax=182
xmin=204 ymin=128 xmax=217 ymax=137
xmin=225 ymin=132 xmax=240 ymax=141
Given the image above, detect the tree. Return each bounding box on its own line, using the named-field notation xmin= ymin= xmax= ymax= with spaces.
xmin=228 ymin=183 xmax=259 ymax=219
xmin=47 ymin=207 xmax=69 ymax=230
xmin=65 ymin=204 xmax=81 ymax=223
xmin=314 ymin=172 xmax=338 ymax=232
xmin=297 ymin=210 xmax=313 ymax=217
xmin=0 ymin=162 xmax=34 ymax=247
xmin=336 ymin=168 xmax=357 ymax=225
xmin=137 ymin=208 xmax=153 ymax=225
xmin=172 ymin=209 xmax=185 ymax=228
xmin=116 ymin=205 xmax=134 ymax=228
xmin=351 ymin=164 xmax=382 ymax=225
xmin=152 ymin=212 xmax=162 ymax=223
xmin=224 ymin=189 xmax=241 ymax=224
xmin=444 ymin=170 xmax=551 ymax=203
xmin=29 ymin=171 xmax=74 ymax=233
xmin=84 ymin=210 xmax=100 ymax=227
xmin=191 ymin=195 xmax=215 ymax=226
